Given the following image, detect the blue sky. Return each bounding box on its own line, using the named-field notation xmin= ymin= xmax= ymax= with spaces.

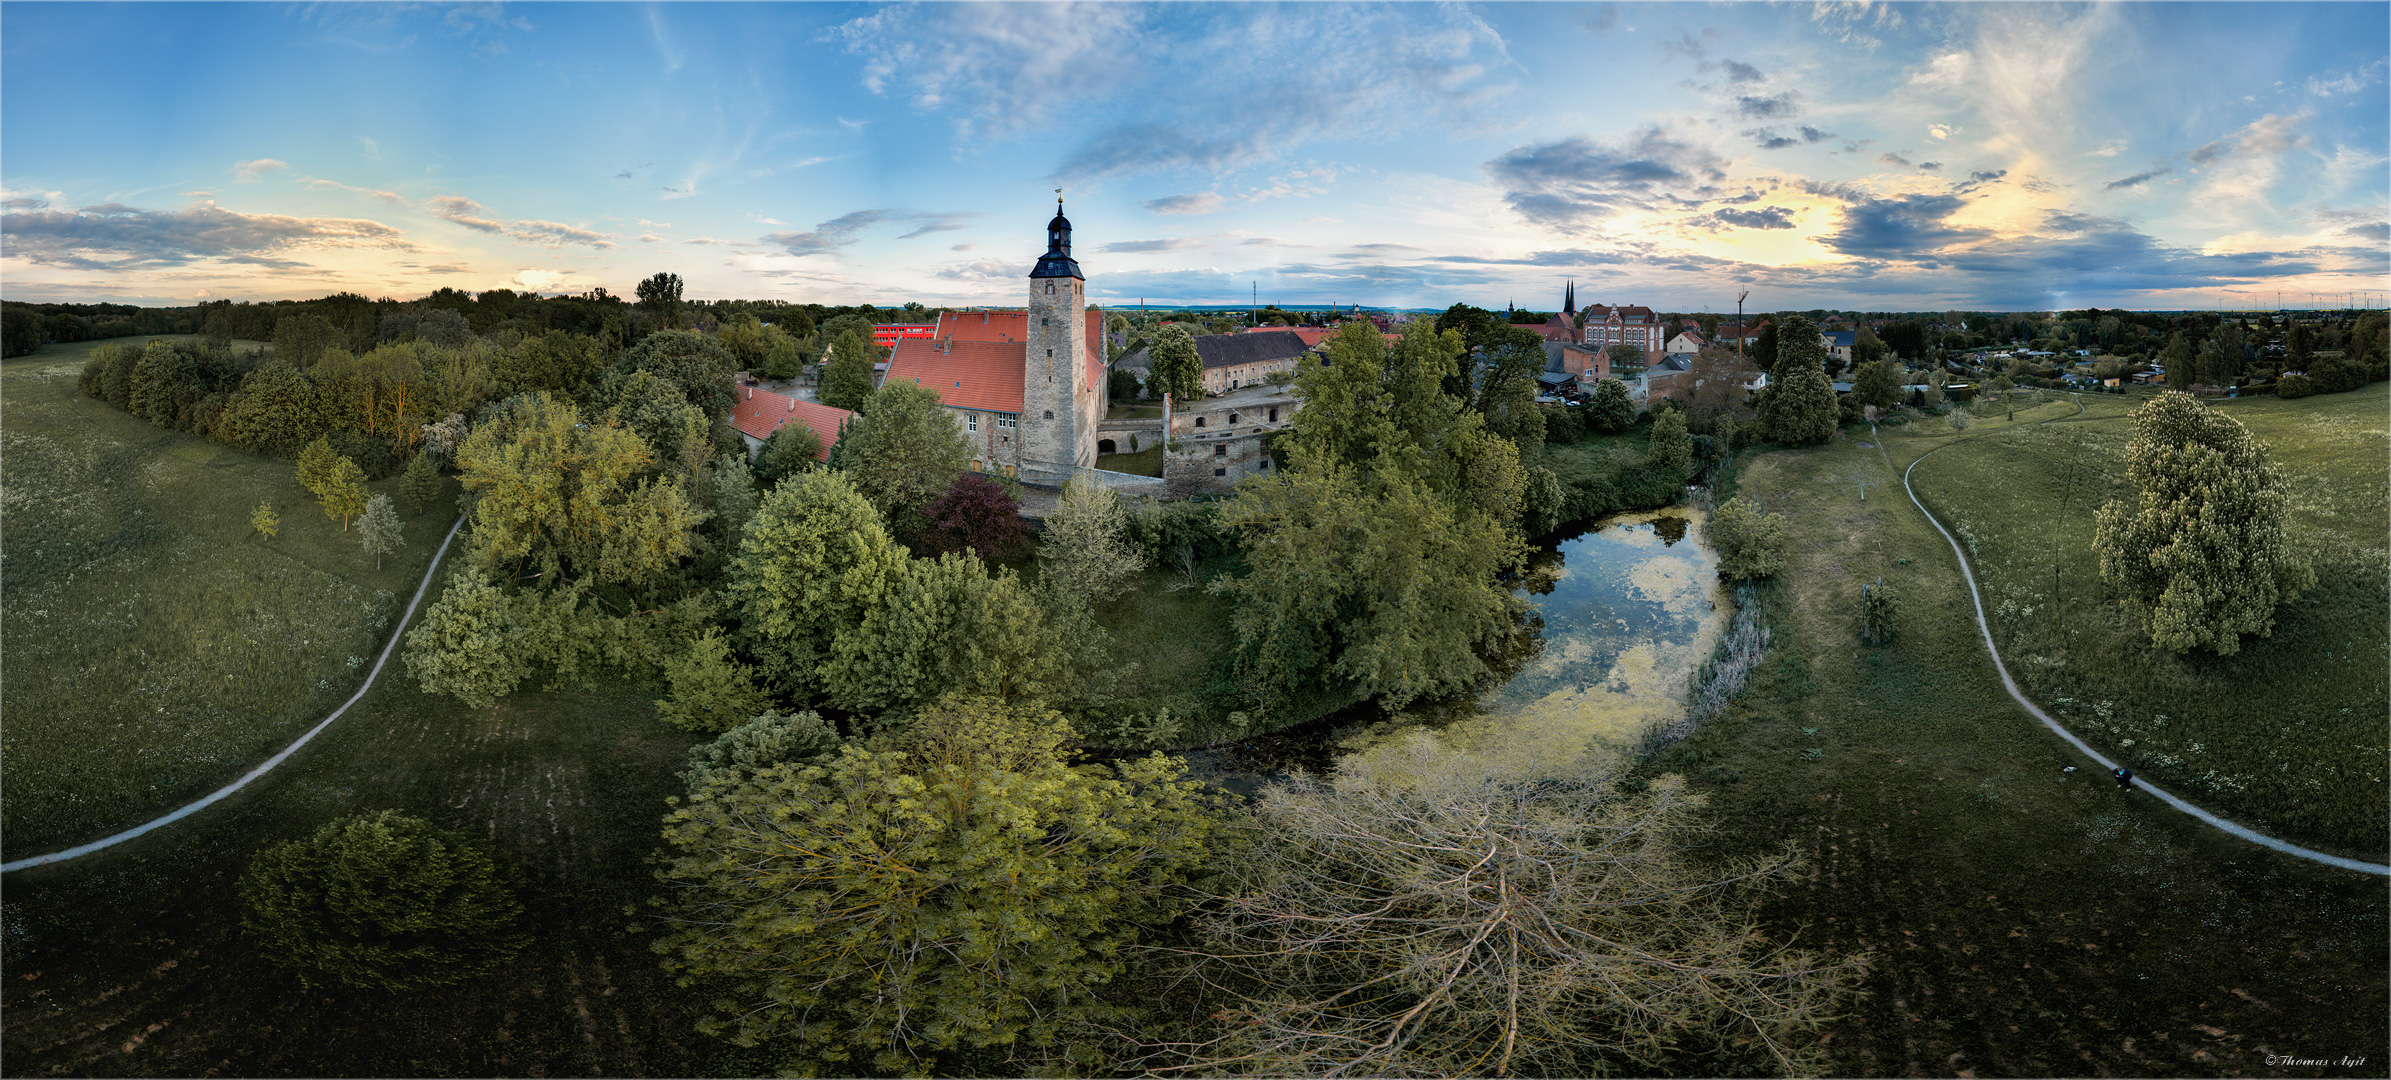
xmin=3 ymin=2 xmax=2385 ymax=312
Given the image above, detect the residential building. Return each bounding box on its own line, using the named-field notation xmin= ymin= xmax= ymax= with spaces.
xmin=730 ymin=385 xmax=851 ymax=461
xmin=1195 ymin=329 xmax=1313 ymax=393
xmin=1666 ymin=330 xmax=1706 ymax=357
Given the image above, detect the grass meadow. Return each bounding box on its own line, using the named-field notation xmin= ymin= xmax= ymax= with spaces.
xmin=1630 ymin=393 xmax=2387 ymax=1076
xmin=2 ymin=338 xmax=452 ymax=853
xmin=1906 ymin=385 xmax=2388 ymax=855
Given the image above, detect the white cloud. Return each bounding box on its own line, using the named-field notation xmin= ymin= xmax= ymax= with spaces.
xmin=233 ymin=158 xmax=289 ymax=183
xmin=508 ymin=219 xmax=615 ymax=248
xmin=425 ymin=193 xmax=505 ymax=232
xmin=1928 ymin=123 xmax=1958 ymax=141
xmin=512 ymin=268 xmax=572 ymax=293
xmin=357 ymin=136 xmax=383 ymax=162
xmin=1143 ymin=193 xmax=1224 ymax=216
xmin=2307 ymin=58 xmax=2388 ymax=97
xmin=1 ymin=200 xmax=408 ymax=270
xmin=305 ymin=178 xmax=406 ymax=203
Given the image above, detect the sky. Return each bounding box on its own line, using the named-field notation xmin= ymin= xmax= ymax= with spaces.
xmin=2 ymin=2 xmax=2385 ymax=314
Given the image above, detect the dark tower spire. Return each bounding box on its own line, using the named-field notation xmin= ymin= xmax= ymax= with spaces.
xmin=1031 ymin=193 xmax=1082 ymax=279
xmin=1563 ymin=280 xmax=1577 ymax=317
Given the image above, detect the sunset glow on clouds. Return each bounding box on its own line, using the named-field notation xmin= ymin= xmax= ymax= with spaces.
xmin=3 ymin=1 xmax=2383 ymax=312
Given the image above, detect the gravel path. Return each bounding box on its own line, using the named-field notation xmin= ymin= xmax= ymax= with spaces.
xmin=1892 ymin=423 xmax=2387 ymax=877
xmin=2 ymin=514 xmax=469 ymax=873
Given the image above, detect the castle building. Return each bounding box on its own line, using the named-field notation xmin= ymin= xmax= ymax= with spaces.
xmin=879 ymin=199 xmax=1107 ymax=481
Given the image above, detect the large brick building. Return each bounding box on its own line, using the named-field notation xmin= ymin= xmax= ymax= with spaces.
xmin=877 ymin=200 xmax=1107 ymax=481
xmin=1579 ymin=304 xmax=1666 ymax=357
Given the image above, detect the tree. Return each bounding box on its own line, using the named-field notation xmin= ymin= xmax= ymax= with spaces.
xmin=818 ymin=329 xmax=878 ymax=412
xmin=751 ymin=420 xmax=822 ymax=485
xmin=911 ymin=473 xmax=1033 ymax=562
xmin=1040 ymin=478 xmax=1144 ymax=607
xmin=404 ymin=569 xmax=530 ymax=708
xmin=1853 ymin=325 xmax=1890 ymax=369
xmin=1608 ymin=342 xmax=1645 ymax=371
xmin=2093 ymin=392 xmax=2312 ymax=654
xmin=654 ymin=628 xmax=775 ymax=733
xmin=726 ymin=470 xmax=911 ymax=696
xmin=2160 ymin=330 xmax=2193 ymax=378
xmin=218 ymin=360 xmax=328 ymax=456
xmin=1648 ymin=406 xmax=1693 ymax=478
xmin=1174 ymin=763 xmax=1862 ymax=1078
xmin=1684 ymin=346 xmax=1759 ymax=434
xmin=453 ymin=393 xmax=705 ymax=588
xmin=1145 ymin=324 xmax=1203 ymax=402
xmin=651 ymin=695 xmax=1227 ymax=1076
xmin=2195 ymin=324 xmax=2244 ymax=387
xmin=681 ymin=709 xmax=844 ymax=790
xmin=296 ymin=436 xmax=343 ymax=500
xmin=1707 ymin=497 xmax=1787 ymax=580
xmin=241 ymin=810 xmax=529 ymax=992
xmin=837 ymin=380 xmax=970 ymax=532
xmin=1759 ymin=315 xmax=1837 ymax=445
xmin=356 ymin=493 xmax=404 ymax=569
xmin=761 ymin=331 xmax=805 ymax=381
xmin=319 ymin=455 xmax=370 ymax=531
xmin=1750 ymin=318 xmax=1780 ymax=374
xmin=707 ymin=452 xmax=762 ymax=548
xmin=637 ymin=271 xmax=685 ymax=329
xmin=1585 ymin=377 xmax=1635 ymax=433
xmin=616 ymin=329 xmax=737 ymax=418
xmin=252 ymin=501 xmax=279 ymax=542
xmin=399 ymin=450 xmax=444 ymax=513
xmin=128 ymin=338 xmax=196 ymax=428
xmin=1851 ymin=356 xmax=1902 ymax=410
xmin=271 ymin=312 xmax=342 ymax=368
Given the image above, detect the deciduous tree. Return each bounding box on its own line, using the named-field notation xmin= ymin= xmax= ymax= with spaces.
xmin=320 ymin=455 xmax=370 ymax=531
xmin=654 ymin=628 xmax=775 ymax=733
xmin=1145 ymin=324 xmax=1203 ymax=403
xmin=751 ymin=420 xmax=822 ymax=485
xmin=400 ymin=450 xmax=444 ymax=513
xmin=1759 ymin=315 xmax=1837 ymax=445
xmin=818 ymin=328 xmax=878 ymax=412
xmin=1173 ymin=761 xmax=1863 ymax=1078
xmin=651 ymin=695 xmax=1227 ymax=1076
xmin=241 ymin=810 xmax=529 ymax=992
xmin=404 ymin=569 xmax=529 ymax=708
xmin=453 ymin=393 xmax=705 ymax=588
xmin=1851 ymin=356 xmax=1903 ymax=410
xmin=2093 ymin=392 xmax=2312 ymax=654
xmin=1039 ymin=478 xmax=1143 ymax=607
xmin=1648 ymin=406 xmax=1692 ymax=478
xmin=356 ymin=493 xmax=404 ymax=569
xmin=1585 ymin=377 xmax=1636 ymax=433
xmin=252 ymin=501 xmax=279 ymax=541
xmin=837 ymin=381 xmax=970 ymax=533
xmin=911 ymin=473 xmax=1032 ymax=562
xmin=726 ymin=470 xmax=911 ymax=697
xmin=1707 ymin=497 xmax=1787 ymax=580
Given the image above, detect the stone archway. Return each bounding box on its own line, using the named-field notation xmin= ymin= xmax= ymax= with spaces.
xmin=1098 ymin=438 xmax=1117 ymax=454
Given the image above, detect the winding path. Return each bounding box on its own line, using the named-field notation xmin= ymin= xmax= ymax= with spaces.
xmin=2 ymin=514 xmax=469 ymax=873
xmin=1893 ymin=420 xmax=2388 ymax=877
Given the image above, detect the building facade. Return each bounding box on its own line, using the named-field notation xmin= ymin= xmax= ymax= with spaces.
xmin=1579 ymin=304 xmax=1666 ymax=357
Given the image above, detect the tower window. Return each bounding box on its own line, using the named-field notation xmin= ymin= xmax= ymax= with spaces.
xmin=1044 ymin=410 xmax=1054 ymax=419
xmin=1213 ymin=468 xmax=1227 ymax=477
xmin=1213 ymin=443 xmax=1227 ymax=457
xmin=1269 ymin=407 xmax=1279 ymax=422
xmin=1229 ymin=412 xmax=1239 ymax=424
xmin=1194 ymin=416 xmax=1206 ymax=428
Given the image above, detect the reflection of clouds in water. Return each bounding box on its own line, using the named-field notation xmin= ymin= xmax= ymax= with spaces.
xmin=1342 ymin=508 xmax=1731 ymax=787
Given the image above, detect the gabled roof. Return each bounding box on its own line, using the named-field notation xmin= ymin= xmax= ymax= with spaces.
xmin=1242 ymin=326 xmax=1338 ymax=348
xmin=1194 ymin=329 xmax=1314 ymax=371
xmin=1581 ymin=304 xmax=1659 ymax=323
xmin=882 ymin=338 xmax=1029 ymax=413
xmin=1822 ymin=331 xmax=1857 ymax=348
xmin=730 ymin=387 xmax=851 ymax=460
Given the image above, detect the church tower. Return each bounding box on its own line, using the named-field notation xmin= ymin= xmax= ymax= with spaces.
xmin=1022 ymin=197 xmax=1099 ymax=479
xmin=1563 ymin=280 xmax=1577 ymax=318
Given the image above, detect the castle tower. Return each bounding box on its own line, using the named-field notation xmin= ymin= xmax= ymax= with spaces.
xmin=1022 ymin=197 xmax=1100 ymax=478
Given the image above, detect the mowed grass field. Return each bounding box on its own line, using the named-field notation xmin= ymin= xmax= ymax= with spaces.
xmin=1908 ymin=385 xmax=2388 ymax=854
xmin=2 ymin=338 xmax=450 ymax=853
xmin=0 ymin=655 xmax=721 ymax=1076
xmin=1636 ymin=395 xmax=2387 ymax=1077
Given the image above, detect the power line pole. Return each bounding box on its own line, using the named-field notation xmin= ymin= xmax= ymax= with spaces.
xmin=1735 ymin=289 xmax=1749 ymax=361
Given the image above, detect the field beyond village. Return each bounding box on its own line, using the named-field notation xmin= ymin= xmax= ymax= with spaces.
xmin=2 ymin=335 xmax=2384 ymax=1076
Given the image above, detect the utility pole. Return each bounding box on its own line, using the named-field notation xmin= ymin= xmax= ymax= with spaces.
xmin=1735 ymin=289 xmax=1749 ymax=361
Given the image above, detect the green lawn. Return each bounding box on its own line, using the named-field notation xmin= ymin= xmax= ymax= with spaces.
xmin=1907 ymin=384 xmax=2387 ymax=853
xmin=1 ymin=338 xmax=451 ymax=852
xmin=1106 ymin=402 xmax=1163 ymax=420
xmin=1096 ymin=445 xmax=1164 ymax=476
xmin=1629 ymin=397 xmax=2388 ymax=1076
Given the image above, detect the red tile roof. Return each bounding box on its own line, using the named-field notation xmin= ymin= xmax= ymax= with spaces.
xmin=730 ymin=387 xmax=850 ymax=460
xmin=934 ymin=308 xmax=1104 ymax=394
xmin=883 ymin=338 xmax=1029 ymax=413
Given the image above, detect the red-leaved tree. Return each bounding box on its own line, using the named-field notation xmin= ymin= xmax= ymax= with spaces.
xmin=910 ymin=474 xmax=1032 ymax=562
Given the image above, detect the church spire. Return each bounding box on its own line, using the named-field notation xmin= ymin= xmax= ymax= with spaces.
xmin=1563 ymin=280 xmax=1577 ymax=317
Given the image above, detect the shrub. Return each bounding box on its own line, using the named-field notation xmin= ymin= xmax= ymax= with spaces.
xmin=2276 ymin=371 xmax=2314 ymax=398
xmin=654 ymin=628 xmax=775 ymax=733
xmin=909 ymin=473 xmax=1032 ymax=562
xmin=240 ymin=811 xmax=529 ymax=992
xmin=1863 ymin=580 xmax=1900 ymax=644
xmin=1706 ymin=497 xmax=1787 ymax=580
xmin=681 ymin=709 xmax=843 ymax=790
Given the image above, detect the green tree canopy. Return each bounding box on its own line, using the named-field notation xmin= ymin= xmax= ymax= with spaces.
xmin=454 ymin=392 xmax=706 ymax=588
xmin=837 ymin=380 xmax=970 ymax=531
xmin=1040 ymin=478 xmax=1146 ymax=609
xmin=241 ymin=810 xmax=529 ymax=992
xmin=1851 ymin=356 xmax=1903 ymax=410
xmin=218 ymin=360 xmax=327 ymax=456
xmin=1707 ymin=497 xmax=1788 ymax=580
xmin=616 ymin=329 xmax=737 ymax=418
xmin=1145 ymin=324 xmax=1203 ymax=403
xmin=654 ymin=628 xmax=775 ymax=733
xmin=1758 ymin=314 xmax=1837 ymax=445
xmin=725 ymin=470 xmax=912 ymax=697
xmin=356 ymin=493 xmax=404 ymax=569
xmin=2093 ymin=392 xmax=2312 ymax=654
xmin=752 ymin=420 xmax=822 ymax=485
xmin=818 ymin=328 xmax=879 ymax=412
xmin=1647 ymin=407 xmax=1692 ymax=478
xmin=1585 ymin=377 xmax=1636 ymax=433
xmin=651 ymin=695 xmax=1228 ymax=1076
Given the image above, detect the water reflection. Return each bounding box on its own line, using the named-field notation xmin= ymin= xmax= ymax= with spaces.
xmin=1335 ymin=508 xmax=1729 ymax=787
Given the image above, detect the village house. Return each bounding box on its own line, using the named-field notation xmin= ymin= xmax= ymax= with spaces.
xmin=729 ymin=384 xmax=850 ymax=462
xmin=1195 ymin=329 xmax=1313 ymax=393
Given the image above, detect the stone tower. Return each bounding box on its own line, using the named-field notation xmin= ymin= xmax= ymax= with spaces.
xmin=1022 ymin=197 xmax=1100 ymax=479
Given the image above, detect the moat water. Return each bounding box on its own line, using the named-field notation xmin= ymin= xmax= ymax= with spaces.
xmin=1185 ymin=506 xmax=1729 ymax=792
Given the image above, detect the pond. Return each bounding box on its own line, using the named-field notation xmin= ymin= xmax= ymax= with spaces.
xmin=1183 ymin=507 xmax=1730 ymax=791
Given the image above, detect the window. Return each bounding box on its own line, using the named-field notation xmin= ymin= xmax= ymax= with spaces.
xmin=1194 ymin=416 xmax=1206 ymax=428
xmin=1213 ymin=468 xmax=1227 ymax=477
xmin=1229 ymin=412 xmax=1239 ymax=423
xmin=1268 ymin=407 xmax=1279 ymax=422
xmin=1044 ymin=410 xmax=1055 ymax=419
xmin=968 ymin=414 xmax=979 ymax=432
xmin=1213 ymin=443 xmax=1226 ymax=457
xmin=1260 ymin=458 xmax=1271 ymax=470
xmin=1041 ymin=317 xmax=1049 ymax=327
